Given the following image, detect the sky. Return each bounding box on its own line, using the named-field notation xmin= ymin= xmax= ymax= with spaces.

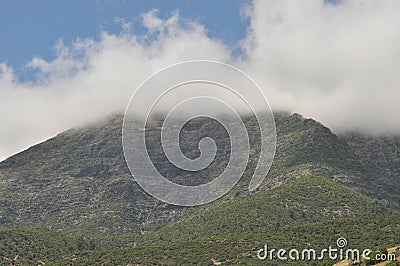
xmin=0 ymin=0 xmax=248 ymax=77
xmin=1 ymin=0 xmax=400 ymax=161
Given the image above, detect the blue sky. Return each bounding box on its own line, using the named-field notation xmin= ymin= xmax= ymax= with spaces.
xmin=0 ymin=0 xmax=248 ymax=80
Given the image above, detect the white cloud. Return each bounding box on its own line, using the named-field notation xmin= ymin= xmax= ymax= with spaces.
xmin=0 ymin=10 xmax=231 ymax=161
xmin=1 ymin=1 xmax=400 ymax=161
xmin=241 ymin=0 xmax=400 ymax=133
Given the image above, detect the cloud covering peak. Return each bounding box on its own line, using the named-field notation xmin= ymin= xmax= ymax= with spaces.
xmin=242 ymin=0 xmax=400 ymax=132
xmin=1 ymin=0 xmax=400 ymax=161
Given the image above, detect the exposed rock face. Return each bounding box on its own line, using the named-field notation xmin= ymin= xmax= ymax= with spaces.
xmin=340 ymin=132 xmax=400 ymax=205
xmin=0 ymin=112 xmax=398 ymax=234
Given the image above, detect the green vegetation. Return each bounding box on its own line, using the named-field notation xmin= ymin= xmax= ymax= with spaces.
xmin=141 ymin=175 xmax=389 ymax=244
xmin=0 ymin=112 xmax=399 ymax=265
xmin=2 ymin=214 xmax=398 ymax=265
xmin=0 ymin=228 xmax=94 ymax=265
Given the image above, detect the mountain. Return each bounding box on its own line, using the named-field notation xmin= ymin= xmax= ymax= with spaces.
xmin=0 ymin=114 xmax=184 ymax=234
xmin=0 ymin=112 xmax=399 ymax=265
xmin=340 ymin=132 xmax=400 ymax=205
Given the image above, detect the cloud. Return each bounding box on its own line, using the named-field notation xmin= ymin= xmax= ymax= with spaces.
xmin=241 ymin=0 xmax=400 ymax=133
xmin=0 ymin=10 xmax=231 ymax=161
xmin=1 ymin=1 xmax=400 ymax=161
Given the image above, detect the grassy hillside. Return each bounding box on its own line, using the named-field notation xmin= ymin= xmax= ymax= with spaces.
xmin=0 ymin=228 xmax=95 ymax=265
xmin=2 ymin=213 xmax=398 ymax=265
xmin=141 ymin=175 xmax=389 ymax=244
xmin=46 ymin=214 xmax=400 ymax=265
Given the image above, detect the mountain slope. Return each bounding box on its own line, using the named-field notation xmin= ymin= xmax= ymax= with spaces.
xmin=340 ymin=132 xmax=400 ymax=205
xmin=0 ymin=115 xmax=187 ymax=234
xmin=0 ymin=112 xmax=399 ymax=265
xmin=142 ymin=175 xmax=389 ymax=244
xmin=50 ymin=213 xmax=400 ymax=266
xmin=0 ymin=112 xmax=398 ymax=234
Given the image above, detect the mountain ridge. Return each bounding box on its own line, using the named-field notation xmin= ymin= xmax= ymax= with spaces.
xmin=0 ymin=112 xmax=399 ymax=265
xmin=0 ymin=112 xmax=398 ymax=233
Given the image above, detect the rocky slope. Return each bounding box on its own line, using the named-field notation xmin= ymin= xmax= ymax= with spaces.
xmin=0 ymin=112 xmax=399 ymax=265
xmin=0 ymin=112 xmax=398 ymax=234
xmin=340 ymin=132 xmax=400 ymax=205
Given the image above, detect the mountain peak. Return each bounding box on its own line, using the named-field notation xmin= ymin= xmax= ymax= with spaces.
xmin=0 ymin=112 xmax=398 ymax=235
